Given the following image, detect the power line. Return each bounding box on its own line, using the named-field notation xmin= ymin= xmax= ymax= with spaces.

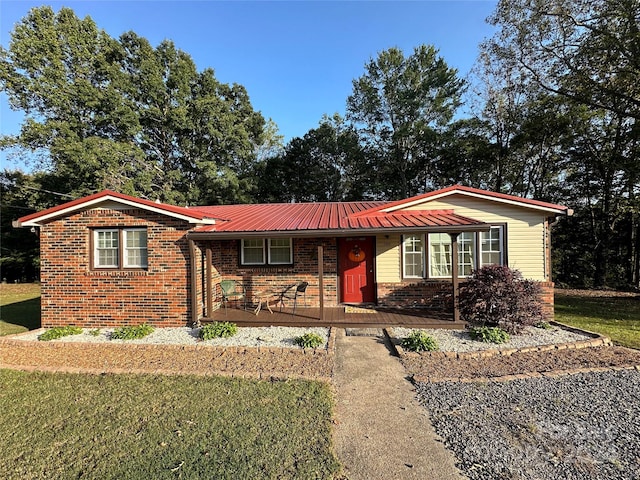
xmin=20 ymin=185 xmax=75 ymax=199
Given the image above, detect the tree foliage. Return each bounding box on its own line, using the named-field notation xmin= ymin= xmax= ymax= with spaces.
xmin=0 ymin=6 xmax=266 ymax=205
xmin=487 ymin=0 xmax=640 ymax=121
xmin=254 ymin=115 xmax=368 ymax=202
xmin=1 ymin=4 xmax=638 ymax=290
xmin=347 ymin=45 xmax=464 ymax=199
xmin=479 ymin=0 xmax=640 ymax=288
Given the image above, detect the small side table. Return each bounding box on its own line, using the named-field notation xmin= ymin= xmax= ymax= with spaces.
xmin=253 ymin=290 xmax=275 ymax=315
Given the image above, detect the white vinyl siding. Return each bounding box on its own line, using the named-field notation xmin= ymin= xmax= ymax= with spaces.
xmin=375 ymin=234 xmax=401 ymax=283
xmin=404 ymin=195 xmax=547 ymax=280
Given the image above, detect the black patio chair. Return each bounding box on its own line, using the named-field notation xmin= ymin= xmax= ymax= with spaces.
xmin=278 ymin=281 xmax=308 ymax=316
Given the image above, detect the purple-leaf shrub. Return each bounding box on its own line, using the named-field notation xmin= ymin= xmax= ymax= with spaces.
xmin=459 ymin=265 xmax=544 ymax=334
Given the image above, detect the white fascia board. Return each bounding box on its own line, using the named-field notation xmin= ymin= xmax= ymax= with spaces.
xmin=382 ymin=189 xmax=568 ymax=215
xmin=19 ymin=195 xmax=216 ymax=227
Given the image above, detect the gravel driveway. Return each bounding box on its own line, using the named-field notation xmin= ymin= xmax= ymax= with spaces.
xmin=416 ymin=370 xmax=640 ymax=480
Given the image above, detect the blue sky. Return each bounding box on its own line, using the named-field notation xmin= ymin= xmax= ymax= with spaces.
xmin=1 ymin=0 xmax=497 ymax=169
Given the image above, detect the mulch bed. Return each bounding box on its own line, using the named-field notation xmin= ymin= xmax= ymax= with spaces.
xmin=402 ymin=345 xmax=640 ymax=382
xmin=0 ymin=334 xmax=335 ymax=381
xmin=555 ymin=288 xmax=639 ymax=298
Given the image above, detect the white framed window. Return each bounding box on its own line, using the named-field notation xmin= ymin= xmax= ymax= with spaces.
xmin=124 ymin=229 xmax=148 ymax=268
xmin=401 ymin=227 xmax=506 ymax=279
xmin=429 ymin=233 xmax=453 ymax=277
xmin=268 ymin=238 xmax=293 ymax=264
xmin=480 ymin=226 xmax=504 ymax=266
xmin=402 ymin=235 xmax=424 ymax=278
xmin=241 ymin=239 xmax=265 ymax=265
xmin=95 ymin=229 xmax=119 ymax=268
xmin=457 ymin=232 xmax=476 ymax=276
xmin=241 ymin=238 xmax=293 ymax=266
xmin=93 ymin=228 xmax=148 ymax=269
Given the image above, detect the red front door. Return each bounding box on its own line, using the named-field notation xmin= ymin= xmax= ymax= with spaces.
xmin=338 ymin=237 xmax=375 ymax=304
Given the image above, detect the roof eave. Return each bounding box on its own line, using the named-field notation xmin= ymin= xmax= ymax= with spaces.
xmin=382 ymin=188 xmax=569 ymax=215
xmin=16 ymin=193 xmax=216 ymax=227
xmin=187 ymin=223 xmax=491 ymax=240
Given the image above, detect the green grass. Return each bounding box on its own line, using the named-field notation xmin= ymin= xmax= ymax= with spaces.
xmin=0 ymin=369 xmax=341 ymax=479
xmin=555 ymin=293 xmax=640 ymax=349
xmin=0 ymin=283 xmax=41 ymax=336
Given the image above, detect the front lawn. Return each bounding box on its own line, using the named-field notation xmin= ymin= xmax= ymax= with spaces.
xmin=555 ymin=291 xmax=640 ymax=349
xmin=0 ymin=283 xmax=41 ymax=336
xmin=0 ymin=369 xmax=341 ymax=479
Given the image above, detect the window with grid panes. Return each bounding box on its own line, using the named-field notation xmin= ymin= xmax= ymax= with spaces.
xmin=402 ymin=235 xmax=424 ymax=278
xmin=93 ymin=228 xmax=147 ymax=269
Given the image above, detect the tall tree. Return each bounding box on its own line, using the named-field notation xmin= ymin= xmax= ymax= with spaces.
xmin=0 ymin=6 xmax=144 ymax=197
xmin=255 ymin=115 xmax=368 ymax=202
xmin=487 ymin=0 xmax=640 ymax=120
xmin=1 ymin=6 xmax=266 ymax=205
xmin=485 ymin=0 xmax=640 ymax=288
xmin=346 ymin=45 xmax=464 ymax=199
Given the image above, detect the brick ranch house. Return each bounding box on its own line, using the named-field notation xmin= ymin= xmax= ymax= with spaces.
xmin=15 ymin=185 xmax=571 ymax=328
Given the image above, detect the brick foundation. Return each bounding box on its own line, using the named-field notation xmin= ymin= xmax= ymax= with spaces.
xmin=377 ymin=281 xmax=453 ymax=309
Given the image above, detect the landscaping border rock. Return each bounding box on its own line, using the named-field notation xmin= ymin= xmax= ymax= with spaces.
xmin=388 ymin=323 xmax=640 ymax=383
xmin=0 ymin=327 xmax=337 ymax=381
xmin=388 ymin=321 xmax=611 ymax=360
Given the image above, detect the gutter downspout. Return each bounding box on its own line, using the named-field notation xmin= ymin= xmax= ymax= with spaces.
xmin=188 ymin=239 xmax=199 ymax=326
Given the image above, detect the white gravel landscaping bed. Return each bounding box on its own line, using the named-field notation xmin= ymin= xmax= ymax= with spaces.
xmin=390 ymin=324 xmax=594 ymax=352
xmin=13 ymin=326 xmax=330 ymax=349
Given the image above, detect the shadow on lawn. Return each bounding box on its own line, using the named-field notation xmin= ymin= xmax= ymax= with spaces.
xmin=0 ymin=297 xmax=41 ymax=331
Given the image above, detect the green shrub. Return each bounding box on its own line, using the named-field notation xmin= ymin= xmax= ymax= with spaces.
xmin=38 ymin=326 xmax=83 ymax=341
xmin=111 ymin=324 xmax=154 ymax=340
xmin=469 ymin=326 xmax=510 ymax=344
xmin=89 ymin=328 xmax=101 ymax=336
xmin=294 ymin=332 xmax=324 ymax=349
xmin=199 ymin=321 xmax=238 ymax=340
xmin=534 ymin=321 xmax=552 ymax=330
xmin=400 ymin=330 xmax=439 ymax=352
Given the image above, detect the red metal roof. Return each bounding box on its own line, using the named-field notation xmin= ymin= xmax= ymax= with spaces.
xmin=189 ymin=204 xmax=488 ymax=235
xmin=17 ymin=186 xmax=569 ymax=234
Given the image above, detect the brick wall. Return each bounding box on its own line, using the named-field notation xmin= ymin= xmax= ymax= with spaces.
xmin=40 ymin=208 xmax=194 ymax=328
xmin=538 ymin=281 xmax=555 ymax=320
xmin=207 ymin=237 xmax=339 ymax=310
xmin=378 ymin=280 xmax=556 ymax=319
xmin=378 ymin=281 xmax=453 ymax=309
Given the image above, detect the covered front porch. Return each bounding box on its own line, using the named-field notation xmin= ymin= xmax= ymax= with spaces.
xmin=203 ymin=304 xmax=466 ymax=329
xmin=190 ymin=229 xmax=486 ymax=329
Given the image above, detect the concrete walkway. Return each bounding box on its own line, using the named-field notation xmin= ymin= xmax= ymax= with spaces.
xmin=333 ymin=329 xmax=465 ymax=480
